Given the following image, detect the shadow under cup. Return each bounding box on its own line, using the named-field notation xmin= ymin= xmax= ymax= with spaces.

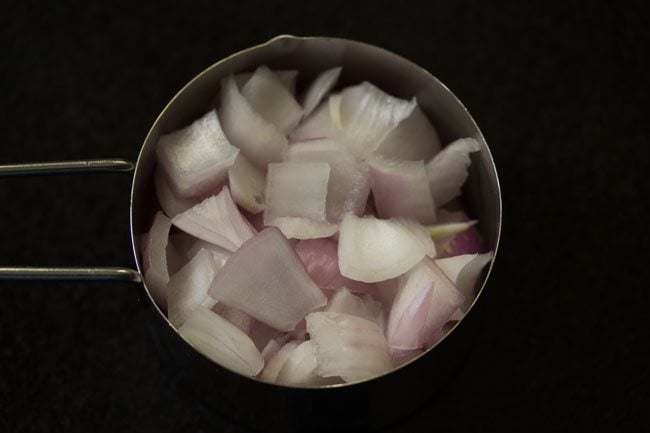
xmin=131 ymin=36 xmax=501 ymax=432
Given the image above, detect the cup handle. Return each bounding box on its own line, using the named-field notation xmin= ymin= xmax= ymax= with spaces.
xmin=0 ymin=159 xmax=142 ymax=283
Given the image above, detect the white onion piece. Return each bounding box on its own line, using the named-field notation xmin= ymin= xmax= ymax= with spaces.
xmin=156 ymin=110 xmax=239 ymax=198
xmin=451 ymin=309 xmax=465 ymax=321
xmin=228 ymin=154 xmax=266 ymax=214
xmin=186 ymin=240 xmax=231 ymax=267
xmin=436 ymin=252 xmax=493 ymax=309
xmin=307 ymin=312 xmax=392 ymax=383
xmin=295 ymin=239 xmax=375 ymax=294
xmin=301 ymin=67 xmax=342 ymax=118
xmin=212 ymin=302 xmax=255 ymax=334
xmin=234 ymin=69 xmax=298 ymax=95
xmin=289 ymin=100 xmax=337 ymax=142
xmin=209 ymin=227 xmax=327 ymax=331
xmin=264 ymin=162 xmax=332 ymax=238
xmin=271 ymin=217 xmax=338 ymax=240
xmin=334 ymin=82 xmax=416 ymax=157
xmin=436 ymin=226 xmax=485 ymax=259
xmin=338 ymin=214 xmax=426 ymax=283
xmin=143 ymin=211 xmax=172 ymax=310
xmin=420 ymin=260 xmax=466 ymax=347
xmin=285 ymin=139 xmax=370 ymax=221
xmin=326 ymin=287 xmax=385 ymax=330
xmin=260 ymin=340 xmax=301 ymax=382
xmin=154 ymin=169 xmax=199 ymax=218
xmin=425 ymin=137 xmax=481 ymax=207
xmin=241 ymin=66 xmax=303 ymax=133
xmin=260 ymin=339 xmax=281 ymax=363
xmin=276 ymin=340 xmax=336 ymax=386
xmin=386 ymin=260 xmax=435 ymax=350
xmin=369 ymin=156 xmax=436 ymax=224
xmin=171 ymin=187 xmax=255 ymax=252
xmin=264 ymin=162 xmax=330 ymax=222
xmin=201 ymin=296 xmax=218 ymax=309
xmin=375 ymin=105 xmax=441 ymax=161
xmin=178 ymin=306 xmax=263 ymax=376
xmin=167 ymin=249 xmax=216 ymax=327
xmin=395 ymin=218 xmax=436 ymax=258
xmin=219 ymin=75 xmax=288 ymax=169
xmin=427 ymin=220 xmax=478 ymax=239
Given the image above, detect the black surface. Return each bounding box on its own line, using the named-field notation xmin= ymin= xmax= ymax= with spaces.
xmin=1 ymin=1 xmax=649 ymax=432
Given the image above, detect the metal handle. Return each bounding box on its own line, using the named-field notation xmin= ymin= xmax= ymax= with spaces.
xmin=0 ymin=159 xmax=142 ymax=282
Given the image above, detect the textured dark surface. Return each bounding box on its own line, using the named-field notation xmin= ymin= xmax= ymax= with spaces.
xmin=1 ymin=1 xmax=649 ymax=432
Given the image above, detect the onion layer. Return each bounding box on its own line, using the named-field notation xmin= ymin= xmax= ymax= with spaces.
xmin=307 ymin=312 xmax=392 ymax=383
xmin=338 ymin=214 xmax=426 ymax=283
xmin=425 ymin=137 xmax=481 ymax=207
xmin=179 ymin=306 xmax=264 ymax=376
xmin=219 ymin=75 xmax=288 ymax=169
xmin=156 ymin=110 xmax=239 ymax=198
xmin=209 ymin=227 xmax=327 ymax=331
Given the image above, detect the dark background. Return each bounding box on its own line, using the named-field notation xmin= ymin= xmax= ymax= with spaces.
xmin=1 ymin=1 xmax=648 ymax=432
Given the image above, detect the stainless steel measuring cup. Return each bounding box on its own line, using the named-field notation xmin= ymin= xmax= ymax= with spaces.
xmin=0 ymin=35 xmax=502 ymax=432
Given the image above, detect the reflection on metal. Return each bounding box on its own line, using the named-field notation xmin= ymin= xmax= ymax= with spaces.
xmin=0 ymin=266 xmax=142 ymax=282
xmin=0 ymin=159 xmax=134 ymax=177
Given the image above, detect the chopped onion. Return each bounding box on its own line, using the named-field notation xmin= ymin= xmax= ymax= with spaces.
xmin=154 ymin=168 xmax=199 ymax=218
xmin=264 ymin=162 xmax=332 ymax=238
xmin=185 ymin=240 xmax=231 ymax=267
xmin=178 ymin=306 xmax=263 ymax=376
xmin=167 ymin=249 xmax=217 ymax=327
xmin=276 ymin=340 xmax=338 ymax=386
xmin=260 ymin=339 xmax=281 ymax=363
xmin=395 ymin=218 xmax=436 ymax=258
xmin=374 ymin=105 xmax=442 ymax=161
xmin=338 ymin=214 xmax=426 ymax=283
xmin=285 ymin=139 xmax=370 ymax=222
xmin=271 ymin=217 xmax=338 ymax=240
xmin=260 ymin=340 xmax=301 ymax=382
xmin=171 ymin=186 xmax=255 ymax=252
xmin=235 ymin=69 xmax=298 ymax=95
xmin=436 ymin=252 xmax=493 ymax=310
xmin=369 ymin=156 xmax=436 ymax=224
xmin=156 ymin=110 xmax=239 ymax=198
xmin=209 ymin=227 xmax=327 ymax=331
xmin=143 ymin=211 xmax=172 ymax=310
xmin=426 ymin=220 xmax=478 ymax=239
xmin=228 ymin=154 xmax=266 ymax=214
xmin=289 ymin=100 xmax=337 ymax=142
xmin=334 ymin=82 xmax=416 ymax=157
xmin=420 ymin=260 xmax=466 ymax=347
xmin=241 ymin=65 xmax=303 ymax=133
xmin=387 ymin=258 xmax=465 ymax=350
xmin=306 ymin=312 xmax=392 ymax=383
xmin=295 ymin=238 xmax=375 ymax=294
xmin=212 ymin=302 xmax=255 ymax=334
xmin=325 ymin=287 xmax=385 ymax=329
xmin=425 ymin=137 xmax=481 ymax=207
xmin=301 ymin=67 xmax=342 ymax=118
xmin=386 ymin=261 xmax=435 ymax=350
xmin=435 ymin=224 xmax=485 ymax=258
xmin=219 ymin=75 xmax=288 ymax=169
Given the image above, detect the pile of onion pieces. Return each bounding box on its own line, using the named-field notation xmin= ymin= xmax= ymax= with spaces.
xmin=141 ymin=65 xmax=493 ymax=386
